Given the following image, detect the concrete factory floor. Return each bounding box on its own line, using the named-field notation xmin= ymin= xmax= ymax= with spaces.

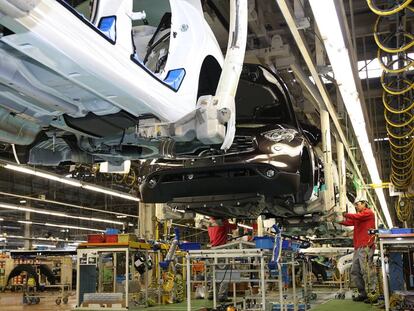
xmin=0 ymin=291 xmax=76 ymax=310
xmin=0 ymin=289 xmax=382 ymax=310
xmin=312 ymin=299 xmax=381 ymax=311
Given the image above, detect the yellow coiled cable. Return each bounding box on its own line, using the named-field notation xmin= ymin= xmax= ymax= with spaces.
xmin=367 ymin=0 xmax=413 ymax=16
xmin=374 ymin=17 xmax=414 ymax=53
xmin=387 ymin=128 xmax=414 ymax=140
xmin=368 ymin=0 xmax=414 ymax=190
xmin=380 ymin=75 xmax=414 ymax=96
xmin=383 ymin=94 xmax=414 ymax=114
xmin=377 ymin=49 xmax=414 ymax=73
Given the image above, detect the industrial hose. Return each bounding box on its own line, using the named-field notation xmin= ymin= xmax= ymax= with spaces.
xmin=367 ymin=0 xmax=414 ymax=191
xmin=395 ymin=195 xmax=413 ymax=222
xmin=367 ymin=0 xmax=414 ymax=16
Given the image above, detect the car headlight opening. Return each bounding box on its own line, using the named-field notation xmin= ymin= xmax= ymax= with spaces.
xmin=263 ymin=129 xmax=297 ymax=142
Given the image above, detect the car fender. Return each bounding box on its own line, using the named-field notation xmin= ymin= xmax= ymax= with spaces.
xmin=253 ymin=129 xmax=306 ymax=174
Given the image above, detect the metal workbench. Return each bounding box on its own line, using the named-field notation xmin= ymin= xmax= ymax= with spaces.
xmin=378 ymin=233 xmax=414 ymax=311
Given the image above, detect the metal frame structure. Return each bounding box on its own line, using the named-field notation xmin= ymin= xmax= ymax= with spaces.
xmin=185 ymin=241 xmax=303 ymax=311
xmin=378 ymin=234 xmax=414 ymax=311
xmin=76 ymin=246 xmax=130 ymax=310
xmin=299 ymin=247 xmax=354 ymax=299
xmin=276 ymin=0 xmax=389 ymax=227
xmin=186 ymin=248 xmax=268 ymax=311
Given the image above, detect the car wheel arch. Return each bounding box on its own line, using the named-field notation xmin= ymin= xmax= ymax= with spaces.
xmin=299 ymin=146 xmax=313 ymax=184
xmin=197 ymin=55 xmax=222 ymax=100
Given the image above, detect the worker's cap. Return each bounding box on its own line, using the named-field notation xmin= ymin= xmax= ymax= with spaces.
xmin=354 ymin=197 xmax=369 ymax=205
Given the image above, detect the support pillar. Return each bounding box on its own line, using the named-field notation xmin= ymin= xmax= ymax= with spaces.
xmin=24 ymin=210 xmax=32 ymax=249
xmin=138 ymin=202 xmax=156 ymax=240
xmin=257 ymin=215 xmax=264 ymax=236
xmin=321 ymin=109 xmax=335 ymax=210
xmin=336 ymin=140 xmax=346 ymax=213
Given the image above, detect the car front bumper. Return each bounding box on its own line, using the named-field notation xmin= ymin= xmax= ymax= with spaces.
xmin=140 ymin=163 xmax=300 ymax=203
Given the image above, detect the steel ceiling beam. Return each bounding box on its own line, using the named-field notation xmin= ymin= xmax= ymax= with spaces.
xmin=276 ymin=0 xmax=387 ymax=226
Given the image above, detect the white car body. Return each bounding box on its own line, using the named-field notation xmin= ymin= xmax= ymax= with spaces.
xmin=0 ymin=0 xmax=247 ymax=164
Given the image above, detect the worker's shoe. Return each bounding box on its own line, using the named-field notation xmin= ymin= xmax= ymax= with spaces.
xmin=218 ymin=295 xmax=230 ymax=302
xmin=352 ymin=295 xmax=367 ymax=302
xmin=364 ymin=297 xmax=378 ymax=304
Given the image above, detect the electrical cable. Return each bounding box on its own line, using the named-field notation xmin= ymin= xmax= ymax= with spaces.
xmin=373 ymin=14 xmax=414 ymax=52
xmin=377 ymin=49 xmax=414 ymax=74
xmin=367 ymin=0 xmax=413 ymax=16
xmin=395 ymin=195 xmax=413 ymax=222
xmin=367 ymin=0 xmax=414 ymax=190
xmin=383 ymin=94 xmax=414 ymax=115
xmin=11 ymin=144 xmax=20 ymax=164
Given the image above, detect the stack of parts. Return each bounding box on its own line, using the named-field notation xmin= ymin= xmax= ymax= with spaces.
xmin=82 ymin=293 xmax=124 ymax=308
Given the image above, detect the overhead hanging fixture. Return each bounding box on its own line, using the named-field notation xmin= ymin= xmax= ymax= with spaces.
xmin=308 ymin=0 xmax=393 ymax=228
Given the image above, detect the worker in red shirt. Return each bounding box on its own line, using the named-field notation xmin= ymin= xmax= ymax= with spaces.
xmin=340 ymin=197 xmax=376 ymax=302
xmin=207 ymin=218 xmax=237 ymax=247
xmin=207 ymin=218 xmax=238 ymax=302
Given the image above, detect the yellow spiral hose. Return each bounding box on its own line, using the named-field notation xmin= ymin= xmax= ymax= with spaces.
xmin=368 ymin=0 xmax=414 ymax=190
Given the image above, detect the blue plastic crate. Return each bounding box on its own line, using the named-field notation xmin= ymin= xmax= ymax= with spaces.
xmin=286 ymin=304 xmax=295 ymax=311
xmin=272 ymin=304 xmax=281 ymax=311
xmin=291 ymin=242 xmax=301 ymax=251
xmin=298 ymin=303 xmax=311 ymax=311
xmin=273 ymin=303 xmax=305 ymax=311
xmin=179 ymin=242 xmax=201 ymax=251
xmin=391 ymin=228 xmax=413 ymax=234
xmin=116 ymin=275 xmax=126 ymax=283
xmin=282 ymin=240 xmax=301 ymax=251
xmin=106 ymin=228 xmax=120 ymax=234
xmin=254 ymin=236 xmax=274 ymax=249
xmin=378 ymin=229 xmax=392 ymax=234
xmin=282 ymin=239 xmax=291 ymax=250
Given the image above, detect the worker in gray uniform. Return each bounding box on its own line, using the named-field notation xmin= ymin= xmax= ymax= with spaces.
xmin=340 ymin=197 xmax=376 ymax=302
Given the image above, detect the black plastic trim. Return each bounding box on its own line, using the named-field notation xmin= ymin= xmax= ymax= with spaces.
xmin=140 ymin=163 xmax=300 ymax=203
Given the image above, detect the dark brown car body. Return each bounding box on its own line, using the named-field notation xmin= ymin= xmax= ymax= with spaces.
xmin=140 ymin=64 xmax=322 ymax=219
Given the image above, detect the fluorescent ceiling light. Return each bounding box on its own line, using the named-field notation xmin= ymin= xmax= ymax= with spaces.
xmin=0 ymin=190 xmax=137 ymax=219
xmin=82 ymin=185 xmax=139 ymax=201
xmin=33 ymin=244 xmax=57 ymax=249
xmin=4 ymin=235 xmax=86 ymax=244
xmin=3 ymin=163 xmax=140 ymax=202
xmin=309 ymin=0 xmax=393 ymax=228
xmin=238 ymin=224 xmax=253 ymax=230
xmin=44 ymin=223 xmax=105 ymax=232
xmin=0 ymin=218 xmax=4 ymax=221
xmin=374 ymin=136 xmax=412 ymax=142
xmin=14 ymin=219 xmax=104 ymax=232
xmin=0 ymin=203 xmax=123 ymax=225
xmin=5 ymin=164 xmax=82 ymax=187
xmin=229 ymin=220 xmax=253 ymax=230
xmin=374 ymin=137 xmax=389 ymax=142
xmin=19 ymin=200 xmax=27 ymax=204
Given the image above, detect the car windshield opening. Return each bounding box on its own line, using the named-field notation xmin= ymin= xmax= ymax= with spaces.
xmin=235 ymin=79 xmax=292 ymax=126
